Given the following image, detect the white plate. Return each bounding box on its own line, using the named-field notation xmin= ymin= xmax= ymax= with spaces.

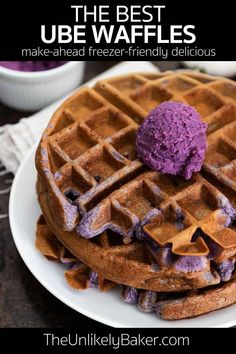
xmin=9 ymin=145 xmax=236 ymax=328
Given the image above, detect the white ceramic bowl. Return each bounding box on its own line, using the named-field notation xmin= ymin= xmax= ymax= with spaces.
xmin=0 ymin=61 xmax=85 ymax=111
xmin=182 ymin=61 xmax=236 ymax=77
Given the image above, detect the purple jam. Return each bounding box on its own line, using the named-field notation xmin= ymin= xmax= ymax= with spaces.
xmin=0 ymin=61 xmax=67 ymax=72
xmin=136 ymin=102 xmax=207 ymax=180
xmin=138 ymin=291 xmax=157 ymax=312
xmin=174 ymin=256 xmax=207 ymax=273
xmin=88 ymin=271 xmax=99 ymax=288
xmin=122 ymin=286 xmax=139 ymax=304
xmin=215 ymin=260 xmax=235 ymax=281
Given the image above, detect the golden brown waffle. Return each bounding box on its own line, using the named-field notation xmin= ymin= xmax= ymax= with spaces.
xmin=37 ymin=175 xmax=221 ymax=292
xmin=36 ymin=87 xmax=143 ymax=231
xmin=95 ymin=71 xmax=236 ymax=200
xmin=36 ymin=71 xmax=236 ymax=296
xmin=36 ymin=215 xmax=116 ymax=291
xmin=155 ymin=274 xmax=236 ymax=320
xmin=36 ymin=215 xmax=236 ymax=320
xmin=36 ymin=71 xmax=236 ymax=231
xmin=79 ymin=171 xmax=236 ymax=262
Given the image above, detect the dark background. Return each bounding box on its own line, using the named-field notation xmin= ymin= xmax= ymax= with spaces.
xmin=0 ymin=61 xmax=179 ymax=328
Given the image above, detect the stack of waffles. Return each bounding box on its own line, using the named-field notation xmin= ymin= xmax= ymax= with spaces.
xmin=35 ymin=71 xmax=236 ymax=320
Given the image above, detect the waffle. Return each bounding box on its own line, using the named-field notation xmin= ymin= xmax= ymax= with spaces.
xmin=36 ymin=215 xmax=236 ymax=320
xmin=37 ymin=175 xmax=221 ymax=292
xmin=132 ymin=273 xmax=236 ymax=320
xmin=36 ymin=215 xmax=116 ymax=291
xmin=79 ymin=171 xmax=236 ymax=262
xmin=36 ymin=87 xmax=143 ymax=231
xmin=36 ymin=71 xmax=236 ymax=231
xmin=154 ymin=275 xmax=236 ymax=320
xmin=36 ymin=71 xmax=236 ymax=315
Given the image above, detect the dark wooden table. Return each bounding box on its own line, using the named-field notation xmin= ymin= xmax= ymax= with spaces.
xmin=0 ymin=61 xmax=180 ymax=328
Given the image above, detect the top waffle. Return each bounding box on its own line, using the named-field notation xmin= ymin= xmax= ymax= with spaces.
xmin=36 ymin=70 xmax=236 ymax=292
xmin=36 ymin=70 xmax=236 ymax=233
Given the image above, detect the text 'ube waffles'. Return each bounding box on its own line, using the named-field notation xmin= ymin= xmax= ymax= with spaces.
xmin=35 ymin=71 xmax=236 ymax=320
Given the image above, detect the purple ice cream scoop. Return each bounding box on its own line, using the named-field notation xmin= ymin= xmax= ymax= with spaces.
xmin=136 ymin=102 xmax=207 ymax=180
xmin=0 ymin=61 xmax=67 ymax=72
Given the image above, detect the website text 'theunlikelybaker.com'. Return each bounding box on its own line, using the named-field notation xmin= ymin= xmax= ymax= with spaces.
xmin=43 ymin=333 xmax=190 ymax=349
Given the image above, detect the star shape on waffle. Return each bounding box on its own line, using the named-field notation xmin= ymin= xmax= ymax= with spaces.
xmin=144 ymin=204 xmax=236 ymax=257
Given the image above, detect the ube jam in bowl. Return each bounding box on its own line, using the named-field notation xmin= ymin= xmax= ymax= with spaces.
xmin=0 ymin=61 xmax=67 ymax=72
xmin=0 ymin=61 xmax=85 ymax=111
